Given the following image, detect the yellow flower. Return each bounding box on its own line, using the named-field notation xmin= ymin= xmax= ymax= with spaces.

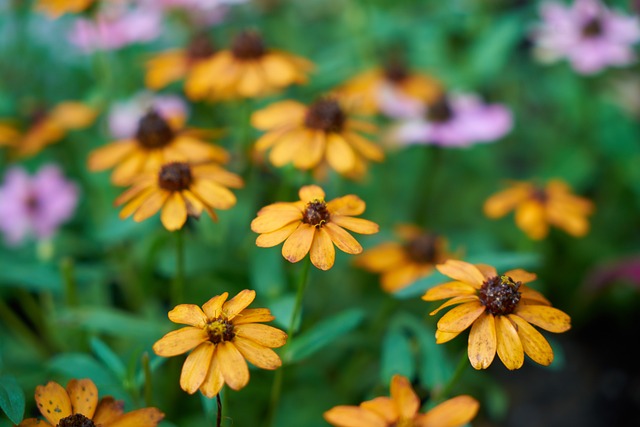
xmin=88 ymin=109 xmax=229 ymax=186
xmin=17 ymin=378 xmax=163 ymax=427
xmin=355 ymin=225 xmax=454 ymax=293
xmin=115 ymin=161 xmax=243 ymax=231
xmin=484 ymin=179 xmax=594 ymax=240
xmin=0 ymin=101 xmax=96 ymax=158
xmin=251 ymin=97 xmax=384 ymax=178
xmin=185 ymin=29 xmax=313 ymax=101
xmin=251 ymin=185 xmax=379 ymax=270
xmin=324 ymin=374 xmax=479 ymax=427
xmin=152 ymin=290 xmax=287 ymax=398
xmin=36 ymin=0 xmax=94 ymax=18
xmin=423 ymin=260 xmax=571 ymax=370
xmin=144 ymin=33 xmax=217 ymax=91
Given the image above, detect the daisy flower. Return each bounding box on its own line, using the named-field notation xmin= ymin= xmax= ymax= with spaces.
xmin=324 ymin=374 xmax=479 ymax=427
xmin=251 ymin=97 xmax=384 ymax=178
xmin=484 ymin=179 xmax=594 ymax=240
xmin=185 ymin=29 xmax=313 ymax=101
xmin=153 ymin=290 xmax=287 ymax=397
xmin=423 ymin=260 xmax=572 ymax=370
xmin=88 ymin=108 xmax=228 ymax=186
xmin=115 ymin=161 xmax=243 ymax=231
xmin=17 ymin=378 xmax=163 ymax=427
xmin=251 ymin=185 xmax=379 ymax=270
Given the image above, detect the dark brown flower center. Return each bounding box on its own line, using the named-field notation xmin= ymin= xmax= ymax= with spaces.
xmin=384 ymin=61 xmax=409 ymax=83
xmin=405 ymin=233 xmax=439 ymax=264
xmin=231 ymin=30 xmax=266 ymax=59
xmin=206 ymin=318 xmax=235 ymax=344
xmin=58 ymin=413 xmax=96 ymax=427
xmin=25 ymin=192 xmax=39 ymax=213
xmin=135 ymin=110 xmax=175 ymax=149
xmin=302 ymin=199 xmax=330 ymax=228
xmin=582 ymin=17 xmax=603 ymax=38
xmin=187 ymin=33 xmax=216 ymax=61
xmin=479 ymin=275 xmax=521 ymax=316
xmin=158 ymin=162 xmax=193 ymax=192
xmin=426 ymin=97 xmax=453 ymax=123
xmin=531 ymin=187 xmax=548 ymax=203
xmin=304 ymin=99 xmax=346 ymax=133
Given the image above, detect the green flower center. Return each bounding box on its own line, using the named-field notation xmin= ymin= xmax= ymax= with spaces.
xmin=479 ymin=275 xmax=521 ymax=316
xmin=58 ymin=414 xmax=96 ymax=427
xmin=426 ymin=97 xmax=453 ymax=123
xmin=305 ymin=99 xmax=346 ymax=133
xmin=302 ymin=199 xmax=330 ymax=228
xmin=405 ymin=233 xmax=439 ymax=264
xmin=158 ymin=162 xmax=193 ymax=192
xmin=136 ymin=110 xmax=175 ymax=149
xmin=206 ymin=318 xmax=235 ymax=344
xmin=231 ymin=30 xmax=266 ymax=59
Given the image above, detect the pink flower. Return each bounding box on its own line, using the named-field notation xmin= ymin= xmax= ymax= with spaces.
xmin=392 ymin=93 xmax=513 ymax=147
xmin=532 ymin=0 xmax=640 ymax=74
xmin=108 ymin=92 xmax=189 ymax=139
xmin=144 ymin=0 xmax=246 ymax=26
xmin=0 ymin=165 xmax=79 ymax=245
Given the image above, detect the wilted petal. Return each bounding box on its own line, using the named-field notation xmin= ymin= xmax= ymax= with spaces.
xmin=509 ymin=314 xmax=554 ymax=366
xmin=514 ymin=305 xmax=571 ymax=333
xmin=437 ymin=301 xmax=485 ymax=333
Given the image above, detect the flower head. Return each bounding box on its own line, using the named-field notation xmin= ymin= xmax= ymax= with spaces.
xmin=393 ymin=93 xmax=512 ymax=147
xmin=115 ymin=161 xmax=243 ymax=231
xmin=18 ymin=378 xmax=164 ymax=427
xmin=484 ymin=179 xmax=594 ymax=240
xmin=153 ymin=290 xmax=287 ymax=397
xmin=324 ymin=374 xmax=479 ymax=427
xmin=251 ymin=185 xmax=379 ymax=270
xmin=0 ymin=165 xmax=78 ymax=245
xmin=355 ymin=225 xmax=455 ymax=293
xmin=251 ymin=97 xmax=384 ymax=178
xmin=532 ymin=0 xmax=640 ymax=74
xmin=88 ymin=108 xmax=228 ymax=186
xmin=423 ymin=260 xmax=572 ymax=370
xmin=185 ymin=29 xmax=313 ymax=101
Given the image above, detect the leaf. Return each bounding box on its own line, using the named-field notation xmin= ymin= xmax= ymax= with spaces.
xmin=90 ymin=337 xmax=126 ymax=380
xmin=48 ymin=353 xmax=116 ymax=386
xmin=268 ymin=294 xmax=298 ymax=331
xmin=0 ymin=375 xmax=25 ymax=424
xmin=56 ymin=307 xmax=166 ymax=340
xmin=0 ymin=258 xmax=62 ymax=293
xmin=283 ymin=308 xmax=365 ymax=364
xmin=250 ymin=248 xmax=287 ymax=297
xmin=380 ymin=321 xmax=416 ymax=384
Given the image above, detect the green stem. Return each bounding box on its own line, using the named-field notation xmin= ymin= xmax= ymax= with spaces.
xmin=142 ymin=352 xmax=152 ymax=407
xmin=172 ymin=229 xmax=185 ymax=306
xmin=436 ymin=350 xmax=468 ymax=401
xmin=61 ymin=257 xmax=78 ymax=307
xmin=413 ymin=146 xmax=442 ymax=227
xmin=216 ymin=393 xmax=222 ymax=427
xmin=267 ymin=258 xmax=311 ymax=427
xmin=0 ymin=298 xmax=50 ymax=357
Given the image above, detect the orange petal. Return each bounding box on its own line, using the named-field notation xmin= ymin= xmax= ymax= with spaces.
xmin=292 ymin=131 xmax=325 ymax=170
xmin=360 ymin=397 xmax=397 ymax=424
xmin=111 ymin=150 xmax=147 ymax=186
xmin=105 ymin=408 xmax=164 ymax=427
xmin=66 ymin=379 xmax=98 ymax=419
xmin=331 ymin=216 xmax=379 ymax=235
xmin=93 ymin=397 xmax=124 ymax=425
xmin=251 ymin=210 xmax=302 ymax=234
xmin=232 ymin=308 xmax=275 ymax=325
xmin=180 ymin=342 xmax=214 ymax=394
xmin=199 ymin=354 xmax=224 ymax=398
xmin=422 ymin=281 xmax=477 ymax=301
xmin=355 ymin=243 xmax=407 ymax=273
xmin=190 ymin=179 xmax=237 ymax=210
xmin=414 ymin=395 xmax=479 ymax=427
xmin=310 ymin=227 xmax=336 ymax=270
xmin=467 ymin=312 xmax=497 ymax=370
xmin=323 ymin=406 xmax=387 ymax=427
xmin=428 ymin=295 xmax=480 ymax=316
xmin=282 ymin=223 xmax=315 ymax=263
xmin=234 ymin=324 xmax=288 ymax=348
xmin=474 ymin=263 xmax=497 ymax=279
xmin=390 ymin=375 xmax=419 ymax=420
xmin=326 ymin=195 xmax=365 ymax=216
xmin=381 ymin=263 xmax=426 ymax=293
xmin=515 ymin=201 xmax=548 ymax=240
xmin=435 ymin=260 xmax=485 ymax=288
xmin=324 ymin=223 xmax=362 ymax=254
xmin=50 ymin=102 xmax=96 ymax=129
xmin=17 ymin=418 xmax=53 ymax=427
xmin=152 ymin=327 xmax=208 ymax=356
xmin=326 ymin=133 xmax=356 ymax=174
xmin=132 ymin=190 xmax=169 ymax=222
xmin=344 ymin=131 xmax=384 ymax=161
xmin=495 ymin=315 xmax=524 ymax=370
xmin=268 ymin=129 xmax=304 ymax=167
xmin=483 ymin=185 xmax=531 ymax=218
xmin=222 ymin=289 xmax=256 ymax=321
xmin=436 ymin=301 xmax=485 ymax=333
xmin=435 ymin=329 xmax=462 ymax=344
xmin=216 ymin=341 xmax=250 ymax=391
xmin=87 ymin=141 xmax=136 ymax=171
xmin=508 ymin=314 xmax=554 ymax=366
xmin=504 ymin=269 xmax=537 ymax=284
xmin=233 ymin=336 xmax=283 ymax=369
xmin=168 ymin=304 xmax=208 ymax=328
xmin=34 ymin=381 xmax=72 ymax=425
xmin=202 ymin=293 xmax=229 ymax=319
xmin=514 ymin=305 xmax=571 ymax=333
xmin=519 ymin=286 xmax=551 ymax=306
xmin=256 ymin=221 xmax=300 ymax=247
xmin=160 ymin=192 xmax=188 ymax=231
xmin=251 ymin=100 xmax=306 ymax=130
xmin=298 ymin=185 xmax=325 ymax=202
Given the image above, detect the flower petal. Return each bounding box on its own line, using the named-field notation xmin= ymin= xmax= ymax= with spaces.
xmin=202 ymin=293 xmax=229 ymax=320
xmin=232 ymin=308 xmax=275 ymax=325
xmin=199 ymin=354 xmax=224 ymax=398
xmin=93 ymin=397 xmax=125 ymax=425
xmin=299 ymin=185 xmax=325 ymax=202
xmin=191 ymin=179 xmax=237 ymax=210
xmin=515 ymin=200 xmax=548 ymax=240
xmin=251 ymin=210 xmax=302 ymax=234
xmin=509 ymin=314 xmax=554 ymax=366
xmin=514 ymin=305 xmax=571 ymax=333
xmin=251 ymin=100 xmax=306 ymax=129
xmin=180 ymin=342 xmax=214 ymax=394
xmin=233 ymin=336 xmax=283 ymax=369
xmin=495 ymin=315 xmax=524 ymax=370
xmin=132 ymin=190 xmax=169 ymax=222
xmin=323 ymin=406 xmax=387 ymax=427
xmin=326 ymin=133 xmax=356 ymax=174
xmin=475 ymin=263 xmax=497 ymax=279
xmin=234 ymin=324 xmax=288 ymax=348
xmin=483 ymin=185 xmax=531 ymax=218
xmin=105 ymin=408 xmax=164 ymax=427
xmin=429 ymin=295 xmax=479 ymax=316
xmin=88 ymin=141 xmax=136 ymax=171
xmin=152 ymin=327 xmax=208 ymax=357
xmin=282 ymin=223 xmax=316 ymax=263
xmin=435 ymin=329 xmax=462 ymax=344
xmin=436 ymin=260 xmax=485 ymax=288
xmin=34 ymin=381 xmax=72 ymax=426
xmin=326 ymin=195 xmax=365 ymax=216
xmin=310 ymin=227 xmax=336 ymax=270
xmin=168 ymin=304 xmax=208 ymax=328
xmin=355 ymin=243 xmax=407 ymax=273
xmin=414 ymin=395 xmax=479 ymax=427
xmin=331 ymin=216 xmax=379 ymax=235
xmin=422 ymin=281 xmax=477 ymax=301
xmin=256 ymin=221 xmax=300 ymax=247
xmin=520 ymin=286 xmax=551 ymax=306
xmin=504 ymin=269 xmax=537 ymax=284
xmin=160 ymin=192 xmax=188 ymax=231
xmin=390 ymin=375 xmax=420 ymax=420
xmin=436 ymin=301 xmax=485 ymax=333
xmin=222 ymin=290 xmax=256 ymax=321
xmin=468 ymin=312 xmax=497 ymax=370
xmin=324 ymin=222 xmax=362 ymax=254
xmin=66 ymin=379 xmax=98 ymax=419
xmin=360 ymin=397 xmax=397 ymax=424
xmin=216 ymin=341 xmax=250 ymax=391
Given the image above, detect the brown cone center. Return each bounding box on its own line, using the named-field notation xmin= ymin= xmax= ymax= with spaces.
xmin=136 ymin=110 xmax=175 ymax=149
xmin=384 ymin=61 xmax=409 ymax=83
xmin=187 ymin=33 xmax=216 ymax=61
xmin=302 ymin=200 xmax=330 ymax=228
xmin=478 ymin=275 xmax=522 ymax=316
xmin=206 ymin=318 xmax=235 ymax=344
xmin=405 ymin=233 xmax=439 ymax=264
xmin=58 ymin=414 xmax=96 ymax=427
xmin=426 ymin=97 xmax=453 ymax=123
xmin=231 ymin=30 xmax=266 ymax=59
xmin=158 ymin=162 xmax=193 ymax=192
xmin=582 ymin=17 xmax=603 ymax=38
xmin=304 ymin=99 xmax=346 ymax=133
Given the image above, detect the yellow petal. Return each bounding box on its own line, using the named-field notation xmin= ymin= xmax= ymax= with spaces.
xmin=508 ymin=314 xmax=554 ymax=366
xmin=251 ymin=210 xmax=302 ymax=234
xmin=35 ymin=381 xmax=72 ymax=426
xmin=415 ymin=395 xmax=479 ymax=427
xmin=152 ymin=327 xmax=208 ymax=356
xmin=298 ymin=185 xmax=325 ymax=202
xmin=435 ymin=329 xmax=462 ymax=344
xmin=323 ymin=406 xmax=387 ymax=427
xmin=355 ymin=243 xmax=407 ymax=273
xmin=180 ymin=342 xmax=214 ymax=394
xmin=310 ymin=227 xmax=336 ymax=270
xmin=232 ymin=308 xmax=275 ymax=325
xmin=515 ymin=200 xmax=548 ymax=240
xmin=519 ymin=286 xmax=551 ymax=306
xmin=282 ymin=223 xmax=315 ymax=263
xmin=422 ymin=281 xmax=477 ymax=301
xmin=216 ymin=341 xmax=250 ymax=390
xmin=324 ymin=223 xmax=362 ymax=254
xmin=381 ymin=263 xmax=425 ymax=293
xmin=344 ymin=131 xmax=384 ymax=161
xmin=467 ymin=312 xmax=497 ymax=370
xmin=495 ymin=315 xmax=524 ymax=370
xmin=429 ymin=295 xmax=480 ymax=316
xmin=251 ymin=100 xmax=306 ymax=129
xmin=234 ymin=324 xmax=288 ymax=348
xmin=326 ymin=195 xmax=366 ymax=216
xmin=292 ymin=130 xmax=325 ymax=170
xmin=111 ymin=150 xmax=147 ymax=186
xmin=160 ymin=192 xmax=188 ymax=231
xmin=474 ymin=263 xmax=497 ymax=279
xmin=132 ymin=190 xmax=168 ymax=223
xmin=87 ymin=141 xmax=136 ymax=171
xmin=504 ymin=268 xmax=537 ymax=284
xmin=168 ymin=304 xmax=208 ymax=328
xmin=483 ymin=185 xmax=531 ymax=218
xmin=190 ymin=179 xmax=237 ymax=210
xmin=256 ymin=221 xmax=300 ymax=247
xmin=326 ymin=133 xmax=356 ymax=174
xmin=360 ymin=397 xmax=397 ymax=424
xmin=436 ymin=301 xmax=485 ymax=333
xmin=199 ymin=354 xmax=224 ymax=398
xmin=390 ymin=375 xmax=419 ymax=420
xmin=106 ymin=408 xmax=165 ymax=427
xmin=233 ymin=336 xmax=282 ymax=369
xmin=222 ymin=289 xmax=256 ymax=321
xmin=66 ymin=379 xmax=98 ymax=419
xmin=514 ymin=305 xmax=571 ymax=333
xmin=50 ymin=102 xmax=96 ymax=129
xmin=331 ymin=216 xmax=379 ymax=235
xmin=261 ymin=53 xmax=299 ymax=86
xmin=202 ymin=293 xmax=229 ymax=319
xmin=435 ymin=260 xmax=485 ymax=288
xmin=93 ymin=397 xmax=124 ymax=425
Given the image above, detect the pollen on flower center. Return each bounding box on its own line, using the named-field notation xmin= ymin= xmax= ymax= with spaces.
xmin=304 ymin=99 xmax=346 ymax=133
xmin=582 ymin=17 xmax=603 ymax=38
xmin=478 ymin=275 xmax=521 ymax=316
xmin=426 ymin=97 xmax=453 ymax=123
xmin=136 ymin=110 xmax=175 ymax=149
xmin=405 ymin=233 xmax=438 ymax=264
xmin=187 ymin=33 xmax=215 ymax=61
xmin=58 ymin=413 xmax=96 ymax=427
xmin=302 ymin=199 xmax=330 ymax=227
xmin=158 ymin=162 xmax=193 ymax=192
xmin=231 ymin=30 xmax=266 ymax=59
xmin=206 ymin=318 xmax=235 ymax=344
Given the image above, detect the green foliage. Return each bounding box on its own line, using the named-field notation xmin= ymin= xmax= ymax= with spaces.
xmin=0 ymin=375 xmax=24 ymax=425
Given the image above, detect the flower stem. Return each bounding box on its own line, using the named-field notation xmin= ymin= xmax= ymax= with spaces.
xmin=142 ymin=352 xmax=153 ymax=407
xmin=413 ymin=146 xmax=442 ymax=227
xmin=436 ymin=350 xmax=468 ymax=401
xmin=60 ymin=257 xmax=78 ymax=307
xmin=216 ymin=393 xmax=222 ymax=427
xmin=172 ymin=229 xmax=185 ymax=306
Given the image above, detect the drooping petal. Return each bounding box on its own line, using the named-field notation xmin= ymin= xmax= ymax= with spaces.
xmin=216 ymin=341 xmax=250 ymax=391
xmin=514 ymin=305 xmax=571 ymax=333
xmin=331 ymin=216 xmax=379 ymax=235
xmin=152 ymin=327 xmax=208 ymax=356
xmin=360 ymin=397 xmax=397 ymax=424
xmin=323 ymin=406 xmax=387 ymax=427
xmin=435 ymin=329 xmax=462 ymax=344
xmin=282 ymin=223 xmax=315 ymax=263
xmin=34 ymin=381 xmax=72 ymax=426
xmin=105 ymin=408 xmax=165 ymax=427
xmin=519 ymin=286 xmax=551 ymax=306
xmin=160 ymin=192 xmax=188 ymax=231
xmin=93 ymin=397 xmax=125 ymax=425
xmin=326 ymin=133 xmax=356 ymax=174
xmin=256 ymin=221 xmax=300 ymax=247
xmin=180 ymin=342 xmax=214 ymax=394
xmin=310 ymin=227 xmax=336 ymax=270
xmin=504 ymin=269 xmax=537 ymax=284
xmin=132 ymin=190 xmax=169 ymax=222
xmin=233 ymin=336 xmax=282 ymax=369
xmin=168 ymin=304 xmax=208 ymax=328
xmin=390 ymin=375 xmax=420 ymax=420
xmin=324 ymin=223 xmax=362 ymax=254
xmin=326 ymin=195 xmax=366 ymax=216
xmin=298 ymin=185 xmax=325 ymax=202
xmin=422 ymin=281 xmax=477 ymax=301
xmin=234 ymin=324 xmax=288 ymax=348
xmin=222 ymin=289 xmax=256 ymax=321
xmin=495 ymin=315 xmax=524 ymax=370
xmin=202 ymin=293 xmax=229 ymax=320
xmin=66 ymin=378 xmax=98 ymax=419
xmin=414 ymin=395 xmax=479 ymax=427
xmin=436 ymin=260 xmax=485 ymax=288
xmin=467 ymin=312 xmax=497 ymax=370
xmin=436 ymin=301 xmax=485 ymax=333
xmin=232 ymin=308 xmax=275 ymax=325
xmin=199 ymin=354 xmax=224 ymax=398
xmin=508 ymin=314 xmax=554 ymax=366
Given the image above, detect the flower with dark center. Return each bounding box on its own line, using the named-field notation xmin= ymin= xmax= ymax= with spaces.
xmin=135 ymin=110 xmax=175 ymax=149
xmin=187 ymin=33 xmax=216 ymax=62
xmin=304 ymin=99 xmax=346 ymax=133
xmin=426 ymin=97 xmax=453 ymax=123
xmin=58 ymin=414 xmax=96 ymax=427
xmin=383 ymin=61 xmax=409 ymax=83
xmin=478 ymin=275 xmax=521 ymax=316
xmin=302 ymin=199 xmax=331 ymax=227
xmin=158 ymin=162 xmax=193 ymax=192
xmin=582 ymin=17 xmax=603 ymax=38
xmin=530 ymin=186 xmax=548 ymax=203
xmin=405 ymin=233 xmax=439 ymax=264
xmin=206 ymin=318 xmax=235 ymax=344
xmin=231 ymin=30 xmax=266 ymax=59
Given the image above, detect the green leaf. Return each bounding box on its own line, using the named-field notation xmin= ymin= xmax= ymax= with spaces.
xmin=283 ymin=308 xmax=365 ymax=364
xmin=250 ymin=248 xmax=287 ymax=298
xmin=0 ymin=258 xmax=62 ymax=293
xmin=90 ymin=337 xmax=126 ymax=380
xmin=56 ymin=307 xmax=166 ymax=340
xmin=49 ymin=353 xmax=116 ymax=385
xmin=0 ymin=375 xmax=25 ymax=424
xmin=380 ymin=322 xmax=416 ymax=384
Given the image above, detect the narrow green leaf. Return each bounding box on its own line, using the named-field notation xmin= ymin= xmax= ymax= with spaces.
xmin=0 ymin=375 xmax=25 ymax=424
xmin=380 ymin=322 xmax=416 ymax=384
xmin=56 ymin=307 xmax=165 ymax=340
xmin=90 ymin=337 xmax=126 ymax=380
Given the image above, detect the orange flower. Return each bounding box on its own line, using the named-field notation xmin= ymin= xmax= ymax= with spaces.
xmin=88 ymin=109 xmax=228 ymax=186
xmin=115 ymin=161 xmax=243 ymax=231
xmin=145 ymin=33 xmax=217 ymax=90
xmin=185 ymin=29 xmax=313 ymax=101
xmin=484 ymin=179 xmax=594 ymax=240
xmin=423 ymin=260 xmax=572 ymax=370
xmin=251 ymin=97 xmax=384 ymax=178
xmin=251 ymin=185 xmax=379 ymax=270
xmin=153 ymin=290 xmax=287 ymax=397
xmin=324 ymin=374 xmax=479 ymax=427
xmin=17 ymin=378 xmax=163 ymax=427
xmin=0 ymin=101 xmax=96 ymax=158
xmin=355 ymin=225 xmax=455 ymax=293
xmin=36 ymin=0 xmax=94 ymax=17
